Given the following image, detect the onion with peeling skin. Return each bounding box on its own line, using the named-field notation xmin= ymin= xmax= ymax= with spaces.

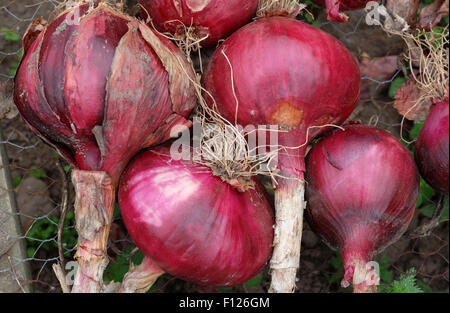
xmin=305 ymin=124 xmax=420 ymax=293
xmin=415 ymin=100 xmax=449 ymax=195
xmin=202 ymin=17 xmax=360 ymax=292
xmin=14 ymin=3 xmax=196 ymax=185
xmin=118 ymin=145 xmax=274 ymax=289
xmin=311 ymin=0 xmax=375 ymax=22
xmin=13 ymin=2 xmax=196 ymax=293
xmin=138 ymin=0 xmax=259 ymax=47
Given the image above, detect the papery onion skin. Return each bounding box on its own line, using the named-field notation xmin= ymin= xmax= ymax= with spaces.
xmin=13 ymin=3 xmax=196 ymax=185
xmin=305 ymin=124 xmax=419 ymax=292
xmin=202 ymin=17 xmax=360 ymax=181
xmin=138 ymin=0 xmax=258 ymax=46
xmin=118 ymin=146 xmax=274 ymax=287
xmin=311 ymin=0 xmax=374 ymax=22
xmin=415 ymin=100 xmax=449 ymax=195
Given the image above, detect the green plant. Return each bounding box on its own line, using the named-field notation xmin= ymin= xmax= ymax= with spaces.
xmin=103 ymin=248 xmax=145 ymax=283
xmin=218 ymin=272 xmax=264 ymax=292
xmin=25 ymin=211 xmax=77 ymax=258
xmin=301 ymin=0 xmax=322 ymax=27
xmin=379 ymin=268 xmax=424 ymax=293
xmin=388 ymin=77 xmax=407 ymax=99
xmin=1 ymin=27 xmax=22 ymax=77
xmin=0 ymin=27 xmax=20 ymax=41
xmin=29 ymin=166 xmax=47 ymax=179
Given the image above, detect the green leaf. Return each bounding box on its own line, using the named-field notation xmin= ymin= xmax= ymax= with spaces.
xmin=326 ymin=253 xmax=345 ymax=287
xmin=64 ymin=165 xmax=73 ymax=173
xmin=416 ymin=279 xmax=433 ymax=293
xmin=17 ymin=48 xmax=23 ymax=61
xmin=217 ymin=286 xmax=234 ymax=292
xmin=388 ymin=77 xmax=407 ymax=99
xmin=381 ymin=268 xmax=424 ymax=293
xmin=113 ymin=203 xmax=121 ymax=219
xmin=103 ymin=261 xmax=130 ymax=283
xmin=244 ymin=272 xmax=263 ymax=287
xmin=409 ymin=122 xmax=423 ymax=141
xmin=311 ymin=20 xmax=321 ymax=28
xmin=1 ymin=27 xmax=20 ymax=41
xmin=29 ymin=167 xmax=47 ymax=179
xmin=329 ymin=254 xmax=343 ymax=271
xmin=131 ymin=250 xmax=145 ymax=265
xmin=416 ymin=178 xmax=436 ymax=208
xmin=27 ymin=247 xmax=35 ymax=258
xmin=13 ymin=176 xmax=22 ymax=187
xmin=9 ymin=67 xmax=17 ymax=77
xmin=419 ymin=203 xmax=435 ymax=217
xmin=443 ymin=16 xmax=449 ymax=25
xmin=305 ymin=12 xmax=315 ymax=23
xmin=377 ymin=257 xmax=394 ymax=284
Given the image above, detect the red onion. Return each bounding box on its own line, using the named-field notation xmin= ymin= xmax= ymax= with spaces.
xmin=311 ymin=0 xmax=374 ymax=22
xmin=305 ymin=124 xmax=420 ymax=293
xmin=118 ymin=145 xmax=274 ymax=287
xmin=14 ymin=2 xmax=196 ymax=184
xmin=415 ymin=100 xmax=449 ymax=195
xmin=138 ymin=0 xmax=259 ymax=47
xmin=202 ymin=17 xmax=360 ymax=292
xmin=13 ymin=2 xmax=196 ymax=292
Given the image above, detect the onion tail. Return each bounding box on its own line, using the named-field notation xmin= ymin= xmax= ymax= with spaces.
xmin=270 ymin=179 xmax=305 ymax=293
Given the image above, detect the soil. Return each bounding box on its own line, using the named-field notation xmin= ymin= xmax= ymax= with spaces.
xmin=0 ymin=1 xmax=448 ymax=293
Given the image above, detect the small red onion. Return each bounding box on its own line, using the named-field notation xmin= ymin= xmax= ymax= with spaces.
xmin=305 ymin=124 xmax=420 ymax=292
xmin=138 ymin=0 xmax=259 ymax=46
xmin=118 ymin=145 xmax=274 ymax=287
xmin=311 ymin=0 xmax=375 ymax=22
xmin=415 ymin=100 xmax=449 ymax=195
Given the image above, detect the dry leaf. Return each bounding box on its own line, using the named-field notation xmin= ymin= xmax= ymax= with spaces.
xmin=419 ymin=0 xmax=449 ymax=30
xmin=394 ymin=77 xmax=431 ymax=121
xmin=359 ymin=55 xmax=399 ymax=100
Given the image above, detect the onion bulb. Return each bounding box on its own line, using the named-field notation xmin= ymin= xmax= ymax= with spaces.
xmin=305 ymin=124 xmax=420 ymax=293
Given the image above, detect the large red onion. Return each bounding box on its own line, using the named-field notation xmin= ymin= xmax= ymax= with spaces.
xmin=415 ymin=100 xmax=449 ymax=195
xmin=13 ymin=2 xmax=196 ymax=293
xmin=311 ymin=0 xmax=374 ymax=22
xmin=305 ymin=124 xmax=419 ymax=293
xmin=202 ymin=17 xmax=360 ymax=292
xmin=138 ymin=0 xmax=259 ymax=47
xmin=118 ymin=145 xmax=274 ymax=287
xmin=14 ymin=2 xmax=196 ymax=185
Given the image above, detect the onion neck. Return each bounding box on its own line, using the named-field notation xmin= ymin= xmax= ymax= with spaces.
xmin=71 ymin=170 xmax=115 ymax=293
xmin=341 ymin=237 xmax=377 ymax=293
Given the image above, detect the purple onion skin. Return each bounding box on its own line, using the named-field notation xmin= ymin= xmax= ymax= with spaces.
xmin=415 ymin=100 xmax=449 ymax=195
xmin=118 ymin=146 xmax=274 ymax=287
xmin=305 ymin=124 xmax=419 ymax=289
